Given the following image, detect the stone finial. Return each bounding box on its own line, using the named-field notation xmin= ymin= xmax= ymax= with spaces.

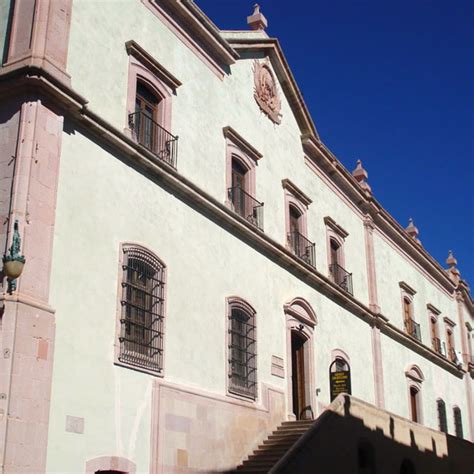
xmin=405 ymin=218 xmax=421 ymax=244
xmin=352 ymin=159 xmax=372 ymax=194
xmin=446 ymin=250 xmax=461 ymax=284
xmin=446 ymin=250 xmax=457 ymax=268
xmin=247 ymin=4 xmax=268 ymax=31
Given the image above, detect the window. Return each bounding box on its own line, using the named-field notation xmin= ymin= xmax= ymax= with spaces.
xmin=399 ymin=282 xmax=420 ymax=341
xmin=409 ymin=386 xmax=420 ymax=423
xmin=126 ymin=40 xmax=180 ymax=167
xmin=430 ymin=317 xmax=441 ymax=353
xmin=224 ymin=126 xmax=263 ymax=229
xmin=283 ymin=179 xmax=315 ymax=267
xmin=437 ymin=399 xmax=447 ymax=433
xmin=405 ymin=365 xmax=424 ymax=424
xmin=453 ymin=407 xmax=463 ymax=438
xmin=118 ymin=245 xmax=165 ymax=373
xmin=227 ymin=298 xmax=257 ymax=399
xmin=325 ymin=217 xmax=352 ymax=295
xmin=446 ymin=328 xmax=455 ymax=362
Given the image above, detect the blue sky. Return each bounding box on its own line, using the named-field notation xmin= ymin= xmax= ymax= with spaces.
xmin=197 ymin=0 xmax=474 ymax=286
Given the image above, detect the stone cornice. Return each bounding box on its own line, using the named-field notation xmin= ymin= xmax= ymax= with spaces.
xmin=125 ymin=40 xmax=182 ymax=92
xmin=426 ymin=303 xmax=441 ymax=316
xmin=443 ymin=316 xmax=456 ymax=327
xmin=144 ymin=0 xmax=238 ymax=65
xmin=324 ymin=216 xmax=349 ymax=239
xmin=399 ymin=281 xmax=417 ymax=296
xmin=0 ymin=67 xmax=464 ymax=379
xmin=281 ymin=179 xmax=312 ymax=207
xmin=302 ymin=134 xmax=458 ymax=295
xmin=223 ymin=126 xmax=263 ymax=161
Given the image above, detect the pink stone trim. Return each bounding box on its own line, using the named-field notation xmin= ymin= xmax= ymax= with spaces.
xmin=284 ymin=298 xmax=317 ymax=420
xmin=325 ymin=222 xmax=347 ymax=270
xmin=371 ymin=325 xmax=385 ymax=408
xmin=224 ymin=128 xmax=261 ymax=205
xmin=114 ymin=242 xmax=167 ymax=377
xmin=125 ymin=55 xmax=173 ymax=137
xmin=363 ymin=215 xmax=380 ymax=313
xmin=140 ymin=0 xmax=233 ymax=80
xmin=331 ymin=348 xmax=350 ymax=365
xmin=4 ymin=0 xmax=72 ymax=84
xmin=443 ymin=316 xmax=456 ymax=327
xmin=405 ymin=365 xmax=424 ymax=424
xmin=85 ymin=455 xmax=136 ymax=474
xmin=225 ymin=296 xmax=258 ymax=401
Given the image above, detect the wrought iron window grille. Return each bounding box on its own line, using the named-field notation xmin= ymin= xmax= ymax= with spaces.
xmin=129 ymin=111 xmax=178 ymax=168
xmin=119 ymin=246 xmax=165 ymax=373
xmin=228 ymin=307 xmax=257 ymax=399
xmin=287 ymin=231 xmax=316 ymax=268
xmin=404 ymin=317 xmax=422 ymax=342
xmin=329 ymin=262 xmax=353 ymax=296
xmin=227 ymin=186 xmax=264 ymax=230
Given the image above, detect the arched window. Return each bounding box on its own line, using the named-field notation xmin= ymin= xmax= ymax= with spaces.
xmin=453 ymin=407 xmax=463 ymax=438
xmin=358 ymin=440 xmax=375 ymax=474
xmin=118 ymin=245 xmax=166 ymax=373
xmin=227 ymin=298 xmax=257 ymax=399
xmin=405 ymin=365 xmax=424 ymax=424
xmin=437 ymin=399 xmax=447 ymax=433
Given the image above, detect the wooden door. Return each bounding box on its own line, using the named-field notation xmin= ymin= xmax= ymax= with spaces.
xmin=410 ymin=387 xmax=419 ymax=422
xmin=231 ymin=159 xmax=247 ymax=216
xmin=291 ymin=332 xmax=306 ymax=419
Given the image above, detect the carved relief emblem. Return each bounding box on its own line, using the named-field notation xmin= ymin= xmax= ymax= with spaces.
xmin=253 ymin=59 xmax=282 ymax=124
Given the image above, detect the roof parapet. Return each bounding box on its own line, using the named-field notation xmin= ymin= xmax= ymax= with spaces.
xmin=247 ymin=4 xmax=268 ymax=31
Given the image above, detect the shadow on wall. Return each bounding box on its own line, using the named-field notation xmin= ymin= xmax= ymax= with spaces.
xmin=222 ymin=394 xmax=474 ymax=474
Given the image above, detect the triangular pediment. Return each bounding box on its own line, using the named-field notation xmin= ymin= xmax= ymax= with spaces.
xmin=224 ymin=36 xmax=320 ymax=141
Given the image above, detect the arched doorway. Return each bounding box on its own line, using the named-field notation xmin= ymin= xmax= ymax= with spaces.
xmin=284 ymin=298 xmax=317 ymax=420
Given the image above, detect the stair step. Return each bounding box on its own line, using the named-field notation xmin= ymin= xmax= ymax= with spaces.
xmin=281 ymin=420 xmax=314 ymax=426
xmin=276 ymin=424 xmax=313 ymax=432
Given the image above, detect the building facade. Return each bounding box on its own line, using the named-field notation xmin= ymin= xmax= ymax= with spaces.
xmin=0 ymin=1 xmax=472 ymax=472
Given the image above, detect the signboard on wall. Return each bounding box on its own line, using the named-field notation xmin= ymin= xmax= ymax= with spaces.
xmin=329 ymin=359 xmax=352 ymax=401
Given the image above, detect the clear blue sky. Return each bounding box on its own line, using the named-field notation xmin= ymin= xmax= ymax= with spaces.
xmin=197 ymin=0 xmax=474 ymax=286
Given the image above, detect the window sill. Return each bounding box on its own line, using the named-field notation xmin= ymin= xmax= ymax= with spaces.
xmin=114 ymin=360 xmax=164 ymax=378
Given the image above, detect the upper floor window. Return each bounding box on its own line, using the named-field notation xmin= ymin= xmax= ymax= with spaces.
xmin=283 ymin=179 xmax=315 ymax=268
xmin=409 ymin=386 xmax=420 ymax=423
xmin=437 ymin=399 xmax=447 ymax=433
xmin=227 ymin=297 xmax=257 ymax=399
xmin=126 ymin=40 xmax=180 ymax=167
xmin=117 ymin=245 xmax=166 ymax=374
xmin=453 ymin=406 xmax=463 ymax=438
xmin=399 ymin=282 xmax=420 ymax=341
xmin=224 ymin=127 xmax=263 ymax=229
xmin=325 ymin=217 xmax=352 ymax=295
xmin=427 ymin=305 xmax=442 ymax=355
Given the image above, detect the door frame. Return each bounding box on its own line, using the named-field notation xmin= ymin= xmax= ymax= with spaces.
xmin=284 ymin=298 xmax=317 ymax=420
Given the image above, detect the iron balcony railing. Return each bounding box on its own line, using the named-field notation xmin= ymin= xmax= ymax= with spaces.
xmin=432 ymin=337 xmax=442 ymax=355
xmin=128 ymin=111 xmax=178 ymax=168
xmin=287 ymin=231 xmax=316 ymax=268
xmin=404 ymin=317 xmax=421 ymax=342
xmin=329 ymin=263 xmax=353 ymax=296
xmin=228 ymin=187 xmax=264 ymax=230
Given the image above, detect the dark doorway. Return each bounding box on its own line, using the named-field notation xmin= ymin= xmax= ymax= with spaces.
xmin=291 ymin=331 xmax=306 ymax=419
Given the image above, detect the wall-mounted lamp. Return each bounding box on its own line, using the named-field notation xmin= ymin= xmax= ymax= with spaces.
xmin=2 ymin=220 xmax=25 ymax=294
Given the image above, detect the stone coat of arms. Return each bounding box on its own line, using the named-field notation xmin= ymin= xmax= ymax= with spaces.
xmin=253 ymin=59 xmax=282 ymax=124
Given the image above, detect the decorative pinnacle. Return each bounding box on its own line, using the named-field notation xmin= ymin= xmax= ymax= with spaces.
xmin=446 ymin=250 xmax=457 ymax=268
xmin=247 ymin=3 xmax=268 ymax=31
xmin=352 ymin=159 xmax=371 ymax=193
xmin=405 ymin=218 xmax=419 ymax=239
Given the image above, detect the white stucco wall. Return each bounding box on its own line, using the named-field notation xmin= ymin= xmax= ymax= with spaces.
xmin=43 ymin=1 xmax=473 ymax=471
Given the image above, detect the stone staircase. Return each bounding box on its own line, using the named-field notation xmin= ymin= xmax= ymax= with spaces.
xmin=233 ymin=419 xmax=314 ymax=473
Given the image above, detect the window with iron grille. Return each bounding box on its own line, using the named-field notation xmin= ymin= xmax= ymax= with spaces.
xmin=437 ymin=399 xmax=448 ymax=433
xmin=119 ymin=246 xmax=165 ymax=373
xmin=228 ymin=299 xmax=257 ymax=399
xmin=453 ymin=407 xmax=463 ymax=438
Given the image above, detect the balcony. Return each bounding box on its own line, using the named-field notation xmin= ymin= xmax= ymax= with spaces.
xmin=228 ymin=187 xmax=264 ymax=230
xmin=129 ymin=111 xmax=178 ymax=168
xmin=404 ymin=318 xmax=421 ymax=342
xmin=432 ymin=337 xmax=442 ymax=355
xmin=287 ymin=231 xmax=316 ymax=268
xmin=329 ymin=263 xmax=353 ymax=296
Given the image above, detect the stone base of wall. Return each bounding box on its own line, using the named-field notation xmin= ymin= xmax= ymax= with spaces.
xmin=151 ymin=381 xmax=285 ymax=473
